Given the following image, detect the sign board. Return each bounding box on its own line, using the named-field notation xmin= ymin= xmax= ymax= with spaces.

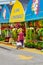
xmin=0 ymin=0 xmax=43 ymax=23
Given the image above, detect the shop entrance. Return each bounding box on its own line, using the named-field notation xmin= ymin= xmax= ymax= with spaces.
xmin=0 ymin=22 xmax=26 ymax=44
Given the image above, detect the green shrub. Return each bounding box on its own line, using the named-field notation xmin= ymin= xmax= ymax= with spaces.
xmin=41 ymin=43 xmax=43 ymax=49
xmin=2 ymin=30 xmax=6 ymax=38
xmin=11 ymin=28 xmax=17 ymax=41
xmin=26 ymin=28 xmax=34 ymax=42
xmin=40 ymin=42 xmax=43 ymax=49
xmin=25 ymin=41 xmax=43 ymax=50
xmin=36 ymin=42 xmax=43 ymax=49
xmin=25 ymin=42 xmax=35 ymax=48
xmin=0 ymin=36 xmax=4 ymax=41
xmin=34 ymin=43 xmax=38 ymax=48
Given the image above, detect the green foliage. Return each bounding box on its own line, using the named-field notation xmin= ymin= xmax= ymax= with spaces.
xmin=25 ymin=27 xmax=43 ymax=49
xmin=11 ymin=28 xmax=17 ymax=41
xmin=26 ymin=28 xmax=34 ymax=42
xmin=25 ymin=42 xmax=35 ymax=48
xmin=39 ymin=20 xmax=43 ymax=26
xmin=37 ymin=42 xmax=43 ymax=49
xmin=38 ymin=28 xmax=43 ymax=36
xmin=41 ymin=43 xmax=43 ymax=49
xmin=25 ymin=41 xmax=43 ymax=49
xmin=0 ymin=36 xmax=4 ymax=41
xmin=17 ymin=28 xmax=22 ymax=33
xmin=2 ymin=30 xmax=6 ymax=37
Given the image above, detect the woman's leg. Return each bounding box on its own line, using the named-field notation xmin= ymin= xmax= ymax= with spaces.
xmin=20 ymin=40 xmax=23 ymax=47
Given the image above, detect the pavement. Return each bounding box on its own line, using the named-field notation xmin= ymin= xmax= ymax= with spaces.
xmin=0 ymin=43 xmax=43 ymax=65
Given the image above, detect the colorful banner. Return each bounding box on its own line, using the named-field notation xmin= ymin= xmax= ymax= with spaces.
xmin=25 ymin=0 xmax=43 ymax=21
xmin=10 ymin=0 xmax=25 ymax=22
xmin=0 ymin=5 xmax=10 ymax=23
xmin=0 ymin=0 xmax=43 ymax=23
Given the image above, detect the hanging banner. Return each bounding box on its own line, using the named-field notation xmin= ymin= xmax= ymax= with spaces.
xmin=25 ymin=0 xmax=43 ymax=21
xmin=0 ymin=0 xmax=16 ymax=23
xmin=0 ymin=0 xmax=43 ymax=23
xmin=0 ymin=5 xmax=10 ymax=23
xmin=9 ymin=0 xmax=25 ymax=22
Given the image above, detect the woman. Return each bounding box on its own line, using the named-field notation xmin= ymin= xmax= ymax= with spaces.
xmin=17 ymin=28 xmax=24 ymax=48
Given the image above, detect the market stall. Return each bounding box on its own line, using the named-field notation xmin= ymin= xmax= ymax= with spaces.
xmin=0 ymin=0 xmax=43 ymax=49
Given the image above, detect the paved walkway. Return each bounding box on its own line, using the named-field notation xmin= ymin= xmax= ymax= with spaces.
xmin=0 ymin=43 xmax=43 ymax=65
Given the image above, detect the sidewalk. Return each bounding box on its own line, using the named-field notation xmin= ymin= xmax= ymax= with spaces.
xmin=0 ymin=42 xmax=43 ymax=55
xmin=0 ymin=42 xmax=43 ymax=65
